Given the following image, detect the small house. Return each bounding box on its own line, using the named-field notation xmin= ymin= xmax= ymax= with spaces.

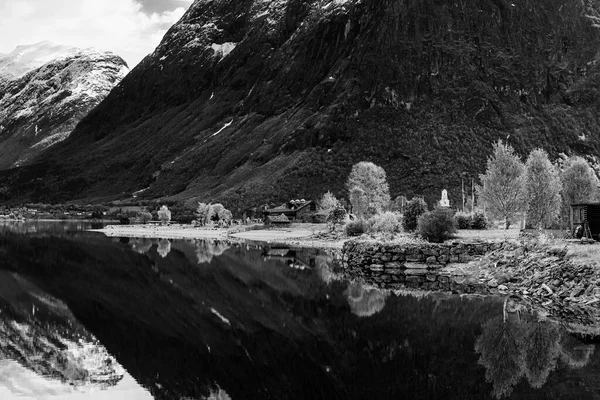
xmin=264 ymin=199 xmax=317 ymax=222
xmin=264 ymin=213 xmax=292 ymax=227
xmin=570 ymin=203 xmax=600 ymax=240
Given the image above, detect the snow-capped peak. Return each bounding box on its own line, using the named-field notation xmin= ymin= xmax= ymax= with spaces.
xmin=0 ymin=41 xmax=89 ymax=79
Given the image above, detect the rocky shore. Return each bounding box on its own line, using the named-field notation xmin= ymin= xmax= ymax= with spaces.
xmin=341 ymin=238 xmax=600 ymax=328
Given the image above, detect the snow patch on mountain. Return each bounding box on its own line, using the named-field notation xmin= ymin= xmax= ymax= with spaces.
xmin=210 ymin=42 xmax=237 ymax=59
xmin=0 ymin=41 xmax=82 ymax=80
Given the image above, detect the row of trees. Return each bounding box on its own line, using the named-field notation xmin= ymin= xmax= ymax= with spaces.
xmin=478 ymin=141 xmax=599 ymax=229
xmin=195 ymin=202 xmax=233 ymax=226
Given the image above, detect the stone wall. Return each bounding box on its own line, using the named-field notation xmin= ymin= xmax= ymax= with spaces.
xmin=343 ymin=240 xmax=501 ymax=271
xmin=341 ymin=240 xmax=503 ymax=292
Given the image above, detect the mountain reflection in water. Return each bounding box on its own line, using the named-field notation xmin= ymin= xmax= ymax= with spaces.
xmin=0 ymin=225 xmax=599 ymax=399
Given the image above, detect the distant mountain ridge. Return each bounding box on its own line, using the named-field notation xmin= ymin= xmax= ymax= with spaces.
xmin=0 ymin=0 xmax=599 ymax=208
xmin=0 ymin=41 xmax=81 ymax=79
xmin=0 ymin=42 xmax=128 ymax=170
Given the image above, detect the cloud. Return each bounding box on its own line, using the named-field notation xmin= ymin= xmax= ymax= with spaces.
xmin=0 ymin=0 xmax=190 ymax=67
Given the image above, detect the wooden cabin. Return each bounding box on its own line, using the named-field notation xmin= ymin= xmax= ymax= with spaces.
xmin=264 ymin=200 xmax=317 ymax=222
xmin=264 ymin=213 xmax=292 ymax=227
xmin=570 ymin=203 xmax=600 ymax=240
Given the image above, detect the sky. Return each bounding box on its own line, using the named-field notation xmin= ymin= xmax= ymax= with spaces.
xmin=0 ymin=0 xmax=194 ymax=67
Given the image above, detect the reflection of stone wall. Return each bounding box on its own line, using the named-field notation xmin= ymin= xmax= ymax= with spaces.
xmin=342 ymin=240 xmax=501 ymax=292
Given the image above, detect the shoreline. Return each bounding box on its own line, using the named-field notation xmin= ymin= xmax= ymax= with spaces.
xmin=92 ymin=224 xmax=345 ymax=250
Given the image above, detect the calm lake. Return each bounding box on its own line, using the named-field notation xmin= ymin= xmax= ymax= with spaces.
xmin=0 ymin=221 xmax=598 ymax=399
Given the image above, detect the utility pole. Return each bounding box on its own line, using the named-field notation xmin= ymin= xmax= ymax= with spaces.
xmin=471 ymin=178 xmax=475 ymax=213
xmin=461 ymin=178 xmax=465 ymax=212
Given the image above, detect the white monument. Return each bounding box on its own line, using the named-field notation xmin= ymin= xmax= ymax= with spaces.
xmin=439 ymin=189 xmax=450 ymax=207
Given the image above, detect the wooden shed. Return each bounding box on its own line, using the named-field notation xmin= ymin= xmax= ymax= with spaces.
xmin=264 ymin=213 xmax=291 ymax=227
xmin=570 ymin=203 xmax=600 ymax=240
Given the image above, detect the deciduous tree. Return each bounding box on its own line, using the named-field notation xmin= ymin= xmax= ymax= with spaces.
xmin=319 ymin=191 xmax=340 ymax=213
xmin=477 ymin=141 xmax=526 ymax=229
xmin=346 ymin=162 xmax=391 ymax=213
xmin=560 ymin=156 xmax=600 ymax=214
xmin=157 ymin=205 xmax=171 ymax=225
xmin=524 ymin=149 xmax=562 ymax=229
xmin=349 ymin=187 xmax=369 ymax=218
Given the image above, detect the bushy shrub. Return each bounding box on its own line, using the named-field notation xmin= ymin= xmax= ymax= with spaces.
xmin=417 ymin=208 xmax=457 ymax=243
xmin=402 ymin=197 xmax=428 ymax=232
xmin=470 ymin=211 xmax=489 ymax=230
xmin=139 ymin=212 xmax=153 ymax=224
xmin=346 ymin=219 xmax=367 ymax=236
xmin=368 ymin=212 xmax=402 ymax=234
xmin=454 ymin=211 xmax=489 ymax=230
xmin=454 ymin=211 xmax=472 ymax=229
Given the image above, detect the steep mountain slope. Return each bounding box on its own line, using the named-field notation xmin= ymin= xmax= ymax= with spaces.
xmin=0 ymin=42 xmax=128 ymax=169
xmin=1 ymin=0 xmax=599 ymax=209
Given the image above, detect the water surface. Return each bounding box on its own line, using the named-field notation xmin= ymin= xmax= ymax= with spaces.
xmin=0 ymin=222 xmax=598 ymax=399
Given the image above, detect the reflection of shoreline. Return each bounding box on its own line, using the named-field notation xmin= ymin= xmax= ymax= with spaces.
xmin=475 ymin=306 xmax=596 ymax=399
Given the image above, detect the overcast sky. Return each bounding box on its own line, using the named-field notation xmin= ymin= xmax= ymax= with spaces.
xmin=0 ymin=0 xmax=194 ymax=67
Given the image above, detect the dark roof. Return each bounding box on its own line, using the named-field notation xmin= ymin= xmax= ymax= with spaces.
xmin=267 ymin=200 xmax=314 ymax=214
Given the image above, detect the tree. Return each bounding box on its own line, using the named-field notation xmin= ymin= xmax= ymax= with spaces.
xmin=402 ymin=197 xmax=427 ymax=232
xmin=475 ymin=315 xmax=526 ymax=399
xmin=346 ymin=162 xmax=391 ymax=213
xmin=477 ymin=141 xmax=526 ymax=229
xmin=560 ymin=156 xmax=600 ymax=226
xmin=196 ymin=202 xmax=212 ymax=226
xmin=524 ymin=149 xmax=562 ymax=229
xmin=157 ymin=205 xmax=171 ymax=225
xmin=327 ymin=206 xmax=347 ymax=231
xmin=349 ymin=187 xmax=369 ymax=218
xmin=139 ymin=211 xmax=153 ymax=224
xmin=319 ymin=191 xmax=340 ymax=213
xmin=522 ymin=319 xmax=561 ymax=389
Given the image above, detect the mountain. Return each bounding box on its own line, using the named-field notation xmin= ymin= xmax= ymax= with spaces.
xmin=0 ymin=42 xmax=128 ymax=170
xmin=0 ymin=41 xmax=81 ymax=80
xmin=0 ymin=0 xmax=599 ymax=209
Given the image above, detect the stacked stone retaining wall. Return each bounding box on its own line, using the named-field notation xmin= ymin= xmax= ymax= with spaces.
xmin=341 ymin=240 xmax=502 ymax=292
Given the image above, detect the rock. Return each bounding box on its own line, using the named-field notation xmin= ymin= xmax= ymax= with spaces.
xmin=422 ymin=248 xmax=439 ymax=257
xmin=385 ymin=261 xmax=403 ymax=270
xmin=438 ymin=255 xmax=450 ymax=264
xmin=498 ymin=285 xmax=508 ymax=291
xmin=541 ymin=284 xmax=554 ymax=295
xmin=570 ymin=287 xmax=584 ymax=298
xmin=488 ymin=279 xmax=499 ymax=288
xmin=496 ymin=274 xmax=510 ymax=284
xmin=369 ymin=264 xmax=384 ymax=272
xmin=403 ymin=263 xmax=428 ymax=270
xmin=426 ymin=256 xmax=438 ymax=265
xmin=594 ymin=288 xmax=600 ymax=298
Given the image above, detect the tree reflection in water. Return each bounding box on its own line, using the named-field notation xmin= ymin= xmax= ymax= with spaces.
xmin=130 ymin=238 xmax=153 ymax=255
xmin=475 ymin=298 xmax=594 ymax=398
xmin=157 ymin=239 xmax=171 ymax=258
xmin=194 ymin=240 xmax=231 ymax=264
xmin=345 ymin=282 xmax=389 ymax=317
